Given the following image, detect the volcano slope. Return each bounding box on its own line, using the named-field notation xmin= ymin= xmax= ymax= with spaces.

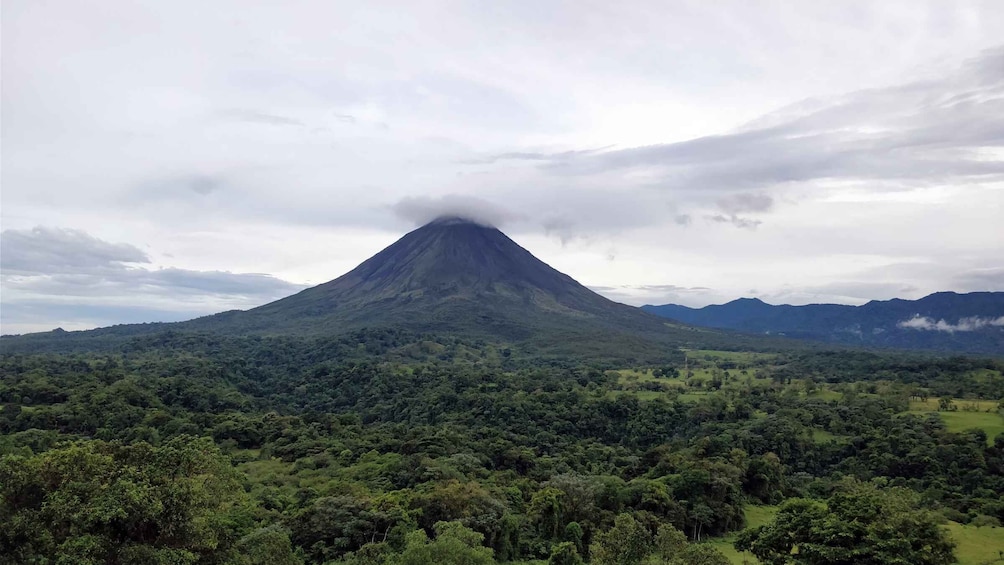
xmin=1 ymin=217 xmax=791 ymax=360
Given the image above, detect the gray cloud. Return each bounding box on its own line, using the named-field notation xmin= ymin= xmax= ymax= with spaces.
xmin=542 ymin=217 xmax=578 ymax=246
xmin=499 ymin=47 xmax=1004 ymax=228
xmin=419 ymin=46 xmax=1004 ymax=241
xmin=953 ymin=268 xmax=1004 ymax=290
xmin=1 ymin=227 xmax=305 ymax=333
xmin=898 ymin=315 xmax=1004 ymax=332
xmin=2 ymin=268 xmax=304 ymax=300
xmin=0 ymin=302 xmax=206 ymax=334
xmin=188 ymin=175 xmax=224 ymax=195
xmin=131 ymin=174 xmax=229 ymax=199
xmin=589 ymin=284 xmax=723 ymax=307
xmin=717 ymin=193 xmax=774 ymax=215
xmin=1 ymin=227 xmax=149 ymax=274
xmin=705 ymin=214 xmax=762 ymax=230
xmin=390 ymin=194 xmax=523 ymax=228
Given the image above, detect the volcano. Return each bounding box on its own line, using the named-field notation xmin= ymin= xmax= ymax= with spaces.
xmin=189 ymin=216 xmax=680 ymax=344
xmin=4 ymin=217 xmax=772 ymax=358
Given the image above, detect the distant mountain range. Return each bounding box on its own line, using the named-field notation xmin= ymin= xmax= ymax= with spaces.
xmin=642 ymin=292 xmax=1004 ymax=355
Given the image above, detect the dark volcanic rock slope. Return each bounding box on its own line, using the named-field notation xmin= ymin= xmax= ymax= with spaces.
xmin=189 ymin=217 xmax=679 ymax=341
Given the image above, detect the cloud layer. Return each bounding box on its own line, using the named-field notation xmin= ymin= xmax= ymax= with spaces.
xmin=1 ymin=227 xmax=305 ymax=333
xmin=2 ymin=1 xmax=1002 ymax=331
xmin=898 ymin=315 xmax=1004 ymax=332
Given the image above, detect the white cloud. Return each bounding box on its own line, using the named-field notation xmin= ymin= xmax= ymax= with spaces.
xmin=898 ymin=315 xmax=1004 ymax=332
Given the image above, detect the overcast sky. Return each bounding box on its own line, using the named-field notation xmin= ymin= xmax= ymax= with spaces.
xmin=2 ymin=0 xmax=1003 ymax=334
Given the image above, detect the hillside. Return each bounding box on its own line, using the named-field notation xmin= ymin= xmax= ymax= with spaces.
xmin=643 ymin=292 xmax=1004 ymax=355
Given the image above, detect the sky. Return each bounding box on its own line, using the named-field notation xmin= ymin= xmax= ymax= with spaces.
xmin=2 ymin=0 xmax=1003 ymax=334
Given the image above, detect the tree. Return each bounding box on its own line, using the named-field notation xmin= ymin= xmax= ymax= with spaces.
xmin=688 ymin=503 xmax=715 ymax=541
xmin=653 ymin=525 xmax=688 ymax=561
xmin=735 ymin=481 xmax=955 ymax=565
xmin=411 ymin=480 xmax=507 ymax=548
xmin=678 ymin=544 xmax=731 ymax=565
xmin=389 ymin=521 xmax=495 ymax=565
xmin=548 ymin=541 xmax=584 ymax=565
xmin=564 ymin=521 xmax=584 ymax=554
xmin=590 ymin=514 xmax=651 ymax=565
xmin=938 ymin=397 xmax=956 ymax=411
xmin=529 ymin=487 xmax=566 ymax=540
xmin=233 ymin=525 xmax=302 ymax=565
xmin=0 ymin=436 xmax=246 ymax=565
xmin=289 ymin=494 xmax=398 ymax=562
xmin=650 ymin=524 xmax=729 ymax=565
xmin=744 ymin=453 xmax=786 ymax=505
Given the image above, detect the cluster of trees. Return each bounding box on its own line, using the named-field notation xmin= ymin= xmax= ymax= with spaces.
xmin=1 ymin=331 xmax=1002 ymax=563
xmin=737 ymin=481 xmax=955 ymax=565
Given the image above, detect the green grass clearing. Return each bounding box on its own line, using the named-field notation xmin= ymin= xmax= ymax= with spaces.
xmin=910 ymin=398 xmax=999 ymax=412
xmin=907 ymin=398 xmax=1004 ymax=442
xmin=707 ymin=538 xmax=759 ymax=564
xmin=811 ymin=428 xmax=841 ymax=444
xmin=688 ymin=350 xmax=777 ymax=364
xmin=708 ymin=505 xmax=779 ymax=564
xmin=808 ymin=388 xmax=842 ymax=401
xmin=945 ymin=522 xmax=1004 ymax=565
xmin=936 ymin=411 xmax=1004 ymax=442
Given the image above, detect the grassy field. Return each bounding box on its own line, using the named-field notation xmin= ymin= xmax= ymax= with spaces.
xmin=515 ymin=522 xmax=1002 ymax=565
xmin=615 ymin=367 xmax=719 ymax=384
xmin=945 ymin=522 xmax=1004 ymax=565
xmin=937 ymin=411 xmax=1004 ymax=442
xmin=706 ymin=506 xmax=1004 ymax=565
xmin=678 ymin=392 xmax=710 ymax=403
xmin=810 ymin=428 xmax=841 ymax=444
xmin=605 ymin=389 xmax=711 ymax=403
xmin=612 ymin=359 xmax=772 ymax=405
xmin=907 ymin=398 xmax=1004 ymax=443
xmin=687 ymin=350 xmax=778 ymax=364
xmin=706 ymin=505 xmax=779 ymax=564
xmin=808 ymin=388 xmax=842 ymax=401
xmin=910 ymin=398 xmax=999 ymax=412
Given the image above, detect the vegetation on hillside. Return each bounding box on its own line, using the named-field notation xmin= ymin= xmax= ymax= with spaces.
xmin=2 ymin=330 xmax=1003 ymax=564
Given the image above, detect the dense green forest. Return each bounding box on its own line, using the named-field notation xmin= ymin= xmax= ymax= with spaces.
xmin=2 ymin=330 xmax=1004 ymax=564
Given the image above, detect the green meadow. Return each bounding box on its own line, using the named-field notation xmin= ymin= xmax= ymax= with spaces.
xmin=909 ymin=398 xmax=1004 ymax=443
xmin=945 ymin=522 xmax=1004 ymax=565
xmin=707 ymin=508 xmax=1004 ymax=565
xmin=707 ymin=505 xmax=778 ymax=565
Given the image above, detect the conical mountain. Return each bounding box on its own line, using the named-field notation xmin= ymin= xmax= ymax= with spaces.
xmin=192 ymin=216 xmax=676 ymax=342
xmin=2 ymin=217 xmax=787 ymax=358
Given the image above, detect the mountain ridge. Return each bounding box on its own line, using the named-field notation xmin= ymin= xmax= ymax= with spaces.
xmin=642 ymin=291 xmax=1004 ymax=355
